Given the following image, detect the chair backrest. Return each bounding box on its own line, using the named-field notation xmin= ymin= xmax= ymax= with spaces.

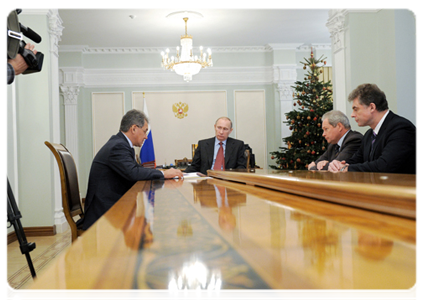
xmin=244 ymin=149 xmax=250 ymax=170
xmin=45 ymin=141 xmax=84 ymax=241
xmin=175 ymin=157 xmax=192 ymax=168
xmin=191 ymin=144 xmax=198 ymax=159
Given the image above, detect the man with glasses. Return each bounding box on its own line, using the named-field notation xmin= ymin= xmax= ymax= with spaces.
xmin=83 ymin=109 xmax=183 ymax=230
xmin=185 ymin=117 xmax=246 ymax=175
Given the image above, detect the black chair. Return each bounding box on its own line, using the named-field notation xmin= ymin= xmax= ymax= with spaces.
xmin=45 ymin=141 xmax=84 ymax=242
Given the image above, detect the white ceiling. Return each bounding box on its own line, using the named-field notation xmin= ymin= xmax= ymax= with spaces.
xmin=57 ymin=9 xmax=332 ymax=49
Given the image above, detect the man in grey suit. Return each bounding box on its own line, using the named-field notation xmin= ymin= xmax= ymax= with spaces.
xmin=308 ymin=110 xmax=362 ymax=171
xmin=185 ymin=117 xmax=247 ymax=175
xmin=83 ymin=109 xmax=183 ymax=230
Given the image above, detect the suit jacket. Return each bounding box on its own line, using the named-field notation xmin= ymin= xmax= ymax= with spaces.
xmin=346 ymin=111 xmax=416 ymax=174
xmin=185 ymin=137 xmax=246 ymax=175
xmin=83 ymin=131 xmax=164 ymax=229
xmin=310 ymin=130 xmax=363 ymax=170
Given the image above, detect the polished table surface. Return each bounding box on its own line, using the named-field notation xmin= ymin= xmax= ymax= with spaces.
xmin=30 ymin=169 xmax=416 ymax=289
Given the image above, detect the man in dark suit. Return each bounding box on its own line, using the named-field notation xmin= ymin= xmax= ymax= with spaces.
xmin=329 ymin=84 xmax=415 ymax=174
xmin=184 ymin=117 xmax=246 ymax=175
xmin=308 ymin=110 xmax=362 ymax=171
xmin=83 ymin=109 xmax=183 ymax=230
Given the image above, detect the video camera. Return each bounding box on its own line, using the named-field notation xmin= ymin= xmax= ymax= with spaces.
xmin=7 ymin=9 xmax=44 ymax=74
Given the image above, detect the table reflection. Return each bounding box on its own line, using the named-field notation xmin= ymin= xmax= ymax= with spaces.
xmin=191 ymin=180 xmax=246 ymax=232
xmin=168 ymin=255 xmax=222 ymax=290
xmin=30 ymin=174 xmax=415 ymax=290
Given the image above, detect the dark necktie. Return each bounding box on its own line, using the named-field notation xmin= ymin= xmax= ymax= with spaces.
xmin=335 ymin=144 xmax=340 ymax=153
xmin=213 ymin=142 xmax=225 ymax=170
xmin=370 ymin=131 xmax=377 ymax=155
xmin=334 ymin=144 xmax=340 ymax=158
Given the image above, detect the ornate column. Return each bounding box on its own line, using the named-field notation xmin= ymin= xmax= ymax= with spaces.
xmin=47 ymin=9 xmax=67 ymax=231
xmin=326 ymin=9 xmax=348 ymax=112
xmin=273 ymin=65 xmax=297 ymax=144
xmin=60 ymin=85 xmax=81 ymax=164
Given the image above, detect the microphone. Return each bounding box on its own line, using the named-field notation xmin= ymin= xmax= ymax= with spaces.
xmin=19 ymin=23 xmax=42 ymax=43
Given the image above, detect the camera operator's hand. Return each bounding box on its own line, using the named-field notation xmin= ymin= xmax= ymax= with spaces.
xmin=8 ymin=43 xmax=37 ymax=76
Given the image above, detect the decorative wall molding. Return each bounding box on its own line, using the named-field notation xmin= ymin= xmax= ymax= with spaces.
xmin=326 ymin=9 xmax=348 ymax=54
xmin=59 ymin=45 xmax=274 ymax=54
xmin=273 ymin=64 xmax=297 ymax=84
xmin=59 ymin=43 xmax=332 ymax=54
xmin=60 ymin=85 xmax=80 ymax=105
xmin=325 ymin=9 xmax=379 ymax=54
xmin=59 ymin=67 xmax=85 ymax=86
xmin=60 ymin=66 xmax=274 ymax=87
xmin=47 ymin=9 xmax=64 ymax=58
xmin=267 ymin=43 xmax=303 ymax=50
xmin=297 ymin=43 xmax=332 ymax=51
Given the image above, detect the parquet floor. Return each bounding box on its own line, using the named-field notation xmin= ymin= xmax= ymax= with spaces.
xmin=7 ymin=230 xmax=71 ymax=289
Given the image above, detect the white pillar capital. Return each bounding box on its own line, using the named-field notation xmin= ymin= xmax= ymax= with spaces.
xmin=60 ymin=85 xmax=80 ymax=106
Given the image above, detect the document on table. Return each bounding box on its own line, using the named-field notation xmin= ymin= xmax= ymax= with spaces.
xmin=173 ymin=172 xmax=210 ymax=180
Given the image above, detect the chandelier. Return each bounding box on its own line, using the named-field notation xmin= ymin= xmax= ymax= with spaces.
xmin=161 ymin=12 xmax=213 ymax=82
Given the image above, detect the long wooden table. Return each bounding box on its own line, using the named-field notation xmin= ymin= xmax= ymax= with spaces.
xmin=30 ymin=169 xmax=416 ymax=290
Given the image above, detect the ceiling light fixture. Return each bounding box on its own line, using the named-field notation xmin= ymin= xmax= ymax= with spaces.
xmin=161 ymin=11 xmax=213 ymax=82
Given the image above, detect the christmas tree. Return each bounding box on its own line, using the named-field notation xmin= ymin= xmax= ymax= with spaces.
xmin=270 ymin=50 xmax=333 ymax=170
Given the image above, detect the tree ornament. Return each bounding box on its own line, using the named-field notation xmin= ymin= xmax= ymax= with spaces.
xmin=270 ymin=50 xmax=332 ymax=170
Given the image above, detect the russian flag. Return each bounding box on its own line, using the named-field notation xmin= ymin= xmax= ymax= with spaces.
xmin=140 ymin=99 xmax=156 ymax=168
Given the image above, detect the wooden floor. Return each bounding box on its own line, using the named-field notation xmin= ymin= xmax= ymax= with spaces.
xmin=7 ymin=230 xmax=71 ymax=289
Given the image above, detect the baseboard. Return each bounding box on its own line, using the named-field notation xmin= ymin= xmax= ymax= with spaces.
xmin=7 ymin=226 xmax=57 ymax=245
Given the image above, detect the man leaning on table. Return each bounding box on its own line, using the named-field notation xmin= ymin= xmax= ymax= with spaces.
xmin=328 ymin=84 xmax=416 ymax=174
xmin=184 ymin=117 xmax=246 ymax=175
xmin=83 ymin=109 xmax=183 ymax=230
xmin=308 ymin=110 xmax=362 ymax=171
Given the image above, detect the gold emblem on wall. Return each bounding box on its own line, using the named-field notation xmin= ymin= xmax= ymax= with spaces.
xmin=172 ymin=102 xmax=189 ymax=119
